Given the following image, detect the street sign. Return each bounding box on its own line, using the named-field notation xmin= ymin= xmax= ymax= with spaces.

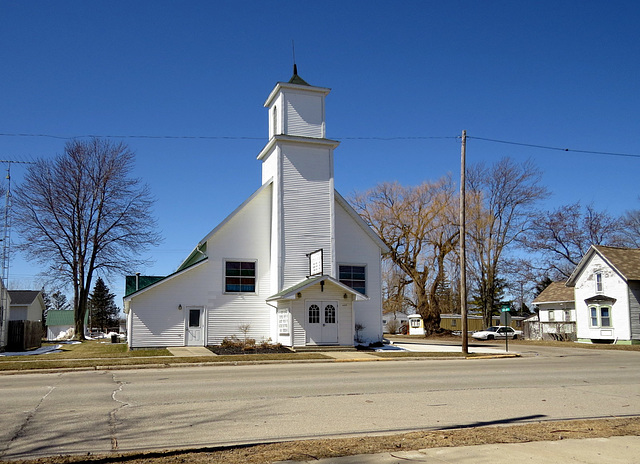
xmin=500 ymin=312 xmax=512 ymax=326
xmin=501 ymin=305 xmax=510 ymax=312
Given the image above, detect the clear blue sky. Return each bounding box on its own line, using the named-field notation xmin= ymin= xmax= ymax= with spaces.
xmin=2 ymin=1 xmax=639 ymax=305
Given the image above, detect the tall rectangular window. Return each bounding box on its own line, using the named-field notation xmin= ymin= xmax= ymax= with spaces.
xmin=339 ymin=265 xmax=366 ymax=295
xmin=590 ymin=305 xmax=612 ymax=327
xmin=549 ymin=310 xmax=555 ymax=322
xmin=595 ymin=273 xmax=603 ymax=293
xmin=225 ymin=261 xmax=256 ymax=293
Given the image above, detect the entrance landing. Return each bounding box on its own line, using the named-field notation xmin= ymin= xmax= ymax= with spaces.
xmin=168 ymin=346 xmax=216 ymax=357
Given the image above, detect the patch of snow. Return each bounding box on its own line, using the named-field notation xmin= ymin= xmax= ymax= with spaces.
xmin=374 ymin=344 xmax=407 ymax=351
xmin=1 ymin=344 xmax=63 ymax=356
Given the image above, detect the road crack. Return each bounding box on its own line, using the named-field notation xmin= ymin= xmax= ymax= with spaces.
xmin=109 ymin=373 xmax=130 ymax=451
xmin=0 ymin=381 xmax=57 ymax=459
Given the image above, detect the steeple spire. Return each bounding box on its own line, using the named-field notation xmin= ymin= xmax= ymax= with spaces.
xmin=288 ymin=63 xmax=310 ymax=86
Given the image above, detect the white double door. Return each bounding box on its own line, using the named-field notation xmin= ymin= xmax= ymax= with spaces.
xmin=306 ymin=300 xmax=338 ymax=345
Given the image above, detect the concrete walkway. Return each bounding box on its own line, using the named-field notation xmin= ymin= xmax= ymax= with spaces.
xmin=167 ymin=346 xmax=217 ymax=356
xmin=388 ymin=340 xmax=517 ymax=355
xmin=277 ymin=435 xmax=640 ymax=463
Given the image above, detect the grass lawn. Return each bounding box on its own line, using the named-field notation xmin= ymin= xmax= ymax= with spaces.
xmin=0 ymin=340 xmax=331 ymax=371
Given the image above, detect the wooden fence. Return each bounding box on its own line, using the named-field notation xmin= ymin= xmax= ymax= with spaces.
xmin=7 ymin=320 xmax=42 ymax=351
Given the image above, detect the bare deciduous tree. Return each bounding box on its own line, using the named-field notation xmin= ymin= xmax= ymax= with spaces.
xmin=519 ymin=202 xmax=623 ymax=279
xmin=14 ymin=139 xmax=160 ymax=339
xmin=467 ymin=158 xmax=548 ymax=327
xmin=352 ymin=176 xmax=459 ymax=335
xmin=620 ymin=208 xmax=640 ymax=248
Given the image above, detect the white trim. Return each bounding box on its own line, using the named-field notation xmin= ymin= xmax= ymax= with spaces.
xmin=177 ymin=179 xmax=273 ymax=270
xmin=124 ymin=259 xmax=208 ymax=302
xmin=257 ymin=135 xmax=340 ymax=161
xmin=334 ymin=190 xmax=389 ymax=252
xmin=264 ymin=82 xmax=331 ymax=108
xmin=223 ymin=259 xmax=258 ymax=295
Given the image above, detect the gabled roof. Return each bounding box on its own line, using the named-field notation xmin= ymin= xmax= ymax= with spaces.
xmin=334 ymin=190 xmax=390 ymax=253
xmin=267 ymin=275 xmax=368 ymax=302
xmin=123 ymin=258 xmax=208 ymax=304
xmin=566 ymin=245 xmax=640 ymax=286
xmin=8 ymin=290 xmax=41 ymax=305
xmin=532 ymin=282 xmax=574 ymax=304
xmin=125 ymin=275 xmax=165 ymax=297
xmin=176 ymin=179 xmax=273 ymax=271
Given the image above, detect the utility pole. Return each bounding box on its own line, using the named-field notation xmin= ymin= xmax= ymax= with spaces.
xmin=459 ymin=130 xmax=468 ymax=355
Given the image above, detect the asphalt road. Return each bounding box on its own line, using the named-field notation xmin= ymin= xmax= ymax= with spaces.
xmin=1 ymin=346 xmax=638 ymax=460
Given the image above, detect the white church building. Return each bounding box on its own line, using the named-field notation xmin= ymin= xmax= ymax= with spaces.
xmin=124 ymin=68 xmax=388 ymax=349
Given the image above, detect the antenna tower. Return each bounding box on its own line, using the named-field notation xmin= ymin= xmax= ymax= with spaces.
xmin=0 ymin=160 xmax=34 ymax=348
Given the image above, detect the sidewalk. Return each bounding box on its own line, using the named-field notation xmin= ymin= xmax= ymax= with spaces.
xmin=277 ymin=435 xmax=640 ymax=463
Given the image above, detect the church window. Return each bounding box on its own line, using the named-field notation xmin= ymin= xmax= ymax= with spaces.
xmin=272 ymin=106 xmax=277 ymax=135
xmin=309 ymin=304 xmax=320 ymax=324
xmin=224 ymin=260 xmax=256 ymax=293
xmin=339 ymin=265 xmax=366 ymax=295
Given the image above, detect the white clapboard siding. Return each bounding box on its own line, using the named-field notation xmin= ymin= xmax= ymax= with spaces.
xmin=284 ymin=92 xmax=324 ymax=138
xmin=205 ymin=183 xmax=273 ymax=345
xmin=281 ymin=146 xmax=334 ymax=289
xmin=575 ymin=253 xmax=631 ymax=340
xmin=335 ymin=199 xmax=384 ymax=345
xmin=129 ymin=263 xmax=211 ymax=348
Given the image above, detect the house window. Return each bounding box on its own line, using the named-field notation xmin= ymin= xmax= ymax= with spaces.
xmin=410 ymin=318 xmax=421 ymax=328
xmin=309 ymin=304 xmax=320 ymax=324
xmin=564 ymin=310 xmax=571 ymax=322
xmin=589 ymin=305 xmax=612 ymax=327
xmin=595 ymin=273 xmax=603 ymax=293
xmin=339 ymin=265 xmax=366 ymax=295
xmin=451 ymin=319 xmax=457 ymax=327
xmin=225 ymin=261 xmax=256 ymax=293
xmin=278 ymin=310 xmax=289 ymax=335
xmin=549 ymin=310 xmax=555 ymax=322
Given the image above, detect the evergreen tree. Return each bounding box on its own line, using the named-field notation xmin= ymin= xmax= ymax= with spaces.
xmin=89 ymin=278 xmax=119 ymax=332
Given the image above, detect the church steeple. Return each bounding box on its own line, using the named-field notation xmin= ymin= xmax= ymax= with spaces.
xmin=262 ymin=68 xmax=331 ymax=139
xmin=258 ymin=72 xmax=340 ymax=292
xmin=288 ymin=64 xmax=310 ymax=86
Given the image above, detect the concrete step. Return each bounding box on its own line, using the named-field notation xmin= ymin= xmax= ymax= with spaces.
xmin=294 ymin=345 xmax=358 ymax=352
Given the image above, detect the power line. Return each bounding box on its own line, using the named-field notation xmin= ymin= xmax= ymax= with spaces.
xmin=0 ymin=132 xmax=637 ymax=159
xmin=465 ymin=136 xmax=640 ymax=159
xmin=0 ymin=133 xmax=265 ymax=141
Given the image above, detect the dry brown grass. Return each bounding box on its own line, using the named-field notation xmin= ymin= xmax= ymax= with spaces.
xmin=7 ymin=416 xmax=639 ymax=464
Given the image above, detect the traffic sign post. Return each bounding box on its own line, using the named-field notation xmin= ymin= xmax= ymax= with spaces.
xmin=500 ymin=305 xmax=511 ymax=352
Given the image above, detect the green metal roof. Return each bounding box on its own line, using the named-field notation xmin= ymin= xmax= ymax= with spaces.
xmin=177 ymin=242 xmax=207 ymax=272
xmin=45 ymin=310 xmax=88 ymax=326
xmin=125 ymin=275 xmax=166 ymax=297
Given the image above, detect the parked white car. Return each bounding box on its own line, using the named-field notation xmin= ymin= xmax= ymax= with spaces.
xmin=472 ymin=326 xmax=522 ymax=340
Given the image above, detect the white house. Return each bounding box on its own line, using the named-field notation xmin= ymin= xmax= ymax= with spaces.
xmin=382 ymin=311 xmax=410 ymax=334
xmin=124 ymin=68 xmax=388 ymax=349
xmin=8 ymin=290 xmax=45 ymax=324
xmin=566 ymin=245 xmax=640 ymax=344
xmin=531 ymin=282 xmax=576 ymax=340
